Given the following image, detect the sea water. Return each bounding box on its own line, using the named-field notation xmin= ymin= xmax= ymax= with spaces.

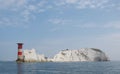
xmin=0 ymin=61 xmax=120 ymax=74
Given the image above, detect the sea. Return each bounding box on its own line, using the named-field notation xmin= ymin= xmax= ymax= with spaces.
xmin=0 ymin=61 xmax=120 ymax=74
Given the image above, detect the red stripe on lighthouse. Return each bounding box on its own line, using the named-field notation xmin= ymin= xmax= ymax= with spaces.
xmin=18 ymin=44 xmax=22 ymax=49
xmin=18 ymin=52 xmax=22 ymax=55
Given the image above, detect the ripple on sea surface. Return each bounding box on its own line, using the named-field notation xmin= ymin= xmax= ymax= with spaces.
xmin=0 ymin=61 xmax=120 ymax=74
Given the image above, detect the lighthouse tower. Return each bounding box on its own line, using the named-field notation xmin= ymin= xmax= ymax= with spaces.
xmin=16 ymin=43 xmax=23 ymax=62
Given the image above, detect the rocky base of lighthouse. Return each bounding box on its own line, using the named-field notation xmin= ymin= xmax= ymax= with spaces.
xmin=16 ymin=59 xmax=24 ymax=63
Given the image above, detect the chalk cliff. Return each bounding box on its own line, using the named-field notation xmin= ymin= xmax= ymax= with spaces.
xmin=52 ymin=48 xmax=109 ymax=62
xmin=22 ymin=48 xmax=109 ymax=62
xmin=23 ymin=49 xmax=47 ymax=62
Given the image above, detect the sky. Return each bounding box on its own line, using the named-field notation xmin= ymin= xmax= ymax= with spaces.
xmin=0 ymin=0 xmax=120 ymax=61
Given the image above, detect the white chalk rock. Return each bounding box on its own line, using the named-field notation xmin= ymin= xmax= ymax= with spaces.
xmin=37 ymin=54 xmax=47 ymax=62
xmin=52 ymin=48 xmax=109 ymax=62
xmin=23 ymin=49 xmax=37 ymax=62
xmin=23 ymin=49 xmax=47 ymax=62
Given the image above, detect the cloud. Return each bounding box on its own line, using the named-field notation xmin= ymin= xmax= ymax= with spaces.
xmin=48 ymin=18 xmax=70 ymax=25
xmin=48 ymin=18 xmax=120 ymax=29
xmin=76 ymin=0 xmax=109 ymax=9
xmin=66 ymin=0 xmax=78 ymax=4
xmin=0 ymin=0 xmax=26 ymax=10
xmin=74 ymin=23 xmax=99 ymax=28
xmin=48 ymin=18 xmax=73 ymax=32
xmin=0 ymin=0 xmax=51 ymax=28
xmin=0 ymin=0 xmax=120 ymax=28
xmin=54 ymin=0 xmax=120 ymax=10
xmin=20 ymin=0 xmax=53 ymax=21
xmin=76 ymin=21 xmax=120 ymax=29
xmin=54 ymin=0 xmax=110 ymax=9
xmin=21 ymin=10 xmax=31 ymax=22
xmin=0 ymin=17 xmax=28 ymax=28
xmin=28 ymin=5 xmax=37 ymax=11
xmin=48 ymin=18 xmax=63 ymax=24
xmin=37 ymin=0 xmax=47 ymax=7
xmin=1 ymin=0 xmax=120 ymax=11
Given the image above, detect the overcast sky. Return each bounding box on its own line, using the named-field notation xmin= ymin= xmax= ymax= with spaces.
xmin=0 ymin=0 xmax=120 ymax=61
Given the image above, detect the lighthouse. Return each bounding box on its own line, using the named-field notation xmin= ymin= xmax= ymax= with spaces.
xmin=16 ymin=43 xmax=24 ymax=62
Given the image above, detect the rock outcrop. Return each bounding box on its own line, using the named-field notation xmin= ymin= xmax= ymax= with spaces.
xmin=23 ymin=49 xmax=47 ymax=62
xmin=52 ymin=48 xmax=109 ymax=62
xmin=21 ymin=48 xmax=109 ymax=62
